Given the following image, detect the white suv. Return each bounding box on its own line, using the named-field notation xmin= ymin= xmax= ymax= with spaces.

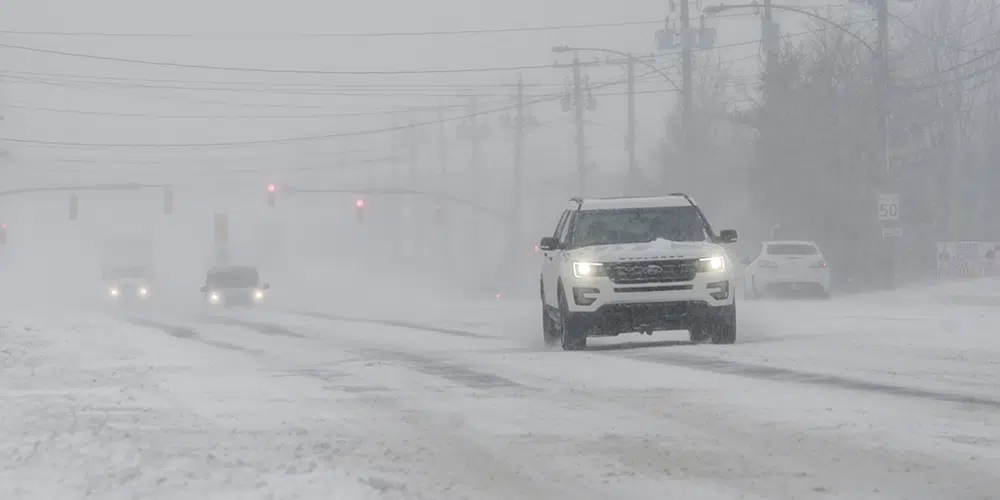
xmin=539 ymin=195 xmax=738 ymax=350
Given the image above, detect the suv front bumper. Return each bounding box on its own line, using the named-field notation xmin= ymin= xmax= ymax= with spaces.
xmin=564 ymin=272 xmax=733 ymax=311
xmin=558 ymin=273 xmax=733 ymax=335
xmin=566 ymin=300 xmax=731 ymax=336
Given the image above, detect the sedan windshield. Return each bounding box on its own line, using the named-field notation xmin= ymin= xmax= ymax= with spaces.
xmin=207 ymin=268 xmax=260 ymax=288
xmin=570 ymin=206 xmax=708 ymax=248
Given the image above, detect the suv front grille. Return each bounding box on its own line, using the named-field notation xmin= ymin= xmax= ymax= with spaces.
xmin=604 ymin=259 xmax=698 ymax=284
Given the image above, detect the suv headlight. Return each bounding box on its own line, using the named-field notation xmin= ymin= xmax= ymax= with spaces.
xmin=572 ymin=262 xmax=607 ymax=279
xmin=697 ymin=256 xmax=726 ymax=273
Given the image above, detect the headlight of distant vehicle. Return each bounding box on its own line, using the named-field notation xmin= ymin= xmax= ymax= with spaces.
xmin=253 ymin=289 xmax=265 ymax=301
xmin=138 ymin=287 xmax=149 ymax=297
xmin=697 ymin=255 xmax=726 ymax=273
xmin=572 ymin=261 xmax=606 ymax=279
xmin=208 ymin=292 xmax=221 ymax=303
xmin=108 ymin=287 xmax=119 ymax=297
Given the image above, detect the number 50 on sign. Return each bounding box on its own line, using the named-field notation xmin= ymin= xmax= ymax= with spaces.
xmin=878 ymin=193 xmax=899 ymax=221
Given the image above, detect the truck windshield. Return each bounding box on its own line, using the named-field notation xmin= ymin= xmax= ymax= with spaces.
xmin=571 ymin=206 xmax=708 ymax=247
xmin=104 ymin=266 xmax=149 ymax=280
xmin=207 ymin=268 xmax=260 ymax=288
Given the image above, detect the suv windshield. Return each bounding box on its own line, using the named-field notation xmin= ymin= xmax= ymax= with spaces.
xmin=570 ymin=206 xmax=708 ymax=247
xmin=207 ymin=268 xmax=260 ymax=288
xmin=767 ymin=243 xmax=819 ymax=256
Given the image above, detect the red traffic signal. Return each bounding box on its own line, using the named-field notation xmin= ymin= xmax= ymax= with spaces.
xmin=267 ymin=184 xmax=277 ymax=207
xmin=356 ymin=199 xmax=364 ymax=208
xmin=356 ymin=199 xmax=365 ymax=221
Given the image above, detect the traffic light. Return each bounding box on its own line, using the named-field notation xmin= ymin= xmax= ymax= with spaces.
xmin=164 ymin=189 xmax=173 ymax=215
xmin=267 ymin=183 xmax=276 ymax=207
xmin=69 ymin=193 xmax=79 ymax=221
xmin=355 ymin=198 xmax=365 ymax=222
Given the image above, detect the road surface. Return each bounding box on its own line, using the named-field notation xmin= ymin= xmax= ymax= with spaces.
xmin=1 ymin=278 xmax=998 ymax=499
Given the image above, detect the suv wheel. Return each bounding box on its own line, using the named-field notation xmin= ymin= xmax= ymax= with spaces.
xmin=690 ymin=304 xmax=737 ymax=345
xmin=541 ymin=283 xmax=560 ymax=346
xmin=542 ymin=306 xmax=560 ymax=347
xmin=558 ymin=286 xmax=586 ymax=351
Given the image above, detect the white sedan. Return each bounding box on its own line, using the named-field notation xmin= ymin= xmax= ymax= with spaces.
xmin=743 ymin=241 xmax=831 ymax=299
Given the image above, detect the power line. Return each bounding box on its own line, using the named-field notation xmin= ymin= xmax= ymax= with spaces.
xmin=0 ymin=19 xmax=663 ymax=38
xmin=0 ymin=69 xmax=572 ymax=89
xmin=0 ymin=64 xmax=667 ymax=148
xmin=0 ymin=42 xmax=578 ymax=75
xmin=891 ymin=12 xmax=999 ymax=54
xmin=0 ymin=93 xmax=565 ymax=148
xmin=0 ymin=19 xmax=875 ymax=78
xmin=1 ymin=102 xmax=476 ymax=119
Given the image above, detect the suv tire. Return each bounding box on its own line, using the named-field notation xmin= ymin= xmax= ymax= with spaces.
xmin=558 ymin=286 xmax=587 ymax=351
xmin=690 ymin=304 xmax=737 ymax=344
xmin=542 ymin=305 xmax=560 ymax=346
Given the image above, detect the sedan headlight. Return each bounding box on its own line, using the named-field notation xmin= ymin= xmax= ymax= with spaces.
xmin=209 ymin=292 xmax=221 ymax=303
xmin=108 ymin=287 xmax=119 ymax=297
xmin=572 ymin=261 xmax=606 ymax=279
xmin=253 ymin=290 xmax=265 ymax=301
xmin=138 ymin=287 xmax=149 ymax=297
xmin=697 ymin=256 xmax=726 ymax=273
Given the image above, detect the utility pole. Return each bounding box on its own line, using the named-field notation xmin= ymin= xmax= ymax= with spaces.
xmin=512 ymin=76 xmax=525 ymax=266
xmin=437 ymin=103 xmax=447 ymax=224
xmin=388 ymin=112 xmax=400 ymax=258
xmin=409 ymin=110 xmax=420 ymax=258
xmin=572 ymin=53 xmax=587 ymax=195
xmin=762 ymin=0 xmax=777 ymax=94
xmin=680 ymin=0 xmax=694 ymax=153
xmin=467 ymin=95 xmax=482 ymax=252
xmin=876 ymin=0 xmax=895 ymax=289
xmin=626 ymin=54 xmax=638 ymax=193
xmin=437 ymin=103 xmax=449 ymax=259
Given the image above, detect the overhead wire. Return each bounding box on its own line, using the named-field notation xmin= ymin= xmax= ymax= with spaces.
xmin=0 ymin=61 xmax=686 ymax=149
xmin=0 ymin=19 xmax=664 ymax=38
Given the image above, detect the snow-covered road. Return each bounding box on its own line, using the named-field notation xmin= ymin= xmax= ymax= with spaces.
xmin=2 ymin=278 xmax=999 ymax=499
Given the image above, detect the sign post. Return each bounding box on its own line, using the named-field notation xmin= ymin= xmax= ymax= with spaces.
xmin=878 ymin=193 xmax=900 ymax=290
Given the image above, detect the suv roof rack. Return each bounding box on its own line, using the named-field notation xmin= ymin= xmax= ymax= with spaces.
xmin=569 ymin=197 xmax=584 ymax=208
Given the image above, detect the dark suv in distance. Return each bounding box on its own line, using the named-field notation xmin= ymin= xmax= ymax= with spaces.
xmin=201 ymin=265 xmax=270 ymax=308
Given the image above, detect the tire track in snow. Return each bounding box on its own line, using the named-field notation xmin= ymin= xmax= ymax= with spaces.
xmin=120 ymin=316 xmax=267 ymax=357
xmin=173 ymin=315 xmax=525 ymax=391
xmin=287 ymin=310 xmax=1000 ymax=408
xmin=620 ymin=351 xmax=1000 ymax=409
xmin=195 ymin=314 xmax=308 ymax=339
xmin=294 ymin=310 xmax=494 ymax=340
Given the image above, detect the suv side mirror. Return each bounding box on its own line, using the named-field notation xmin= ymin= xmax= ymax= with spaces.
xmin=262 ymin=283 xmax=270 ymax=290
xmin=718 ymin=229 xmax=738 ymax=243
xmin=539 ymin=236 xmax=560 ymax=251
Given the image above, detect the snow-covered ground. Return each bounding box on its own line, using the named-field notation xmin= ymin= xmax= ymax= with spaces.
xmin=2 ymin=270 xmax=999 ymax=499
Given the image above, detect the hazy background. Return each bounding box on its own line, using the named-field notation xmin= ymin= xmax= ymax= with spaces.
xmin=1 ymin=0 xmax=989 ymax=308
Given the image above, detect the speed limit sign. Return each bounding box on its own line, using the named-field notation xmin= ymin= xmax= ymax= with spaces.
xmin=878 ymin=193 xmax=899 ymax=221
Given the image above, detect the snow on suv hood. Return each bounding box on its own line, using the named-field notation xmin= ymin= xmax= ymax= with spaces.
xmin=566 ymin=238 xmax=724 ymax=262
